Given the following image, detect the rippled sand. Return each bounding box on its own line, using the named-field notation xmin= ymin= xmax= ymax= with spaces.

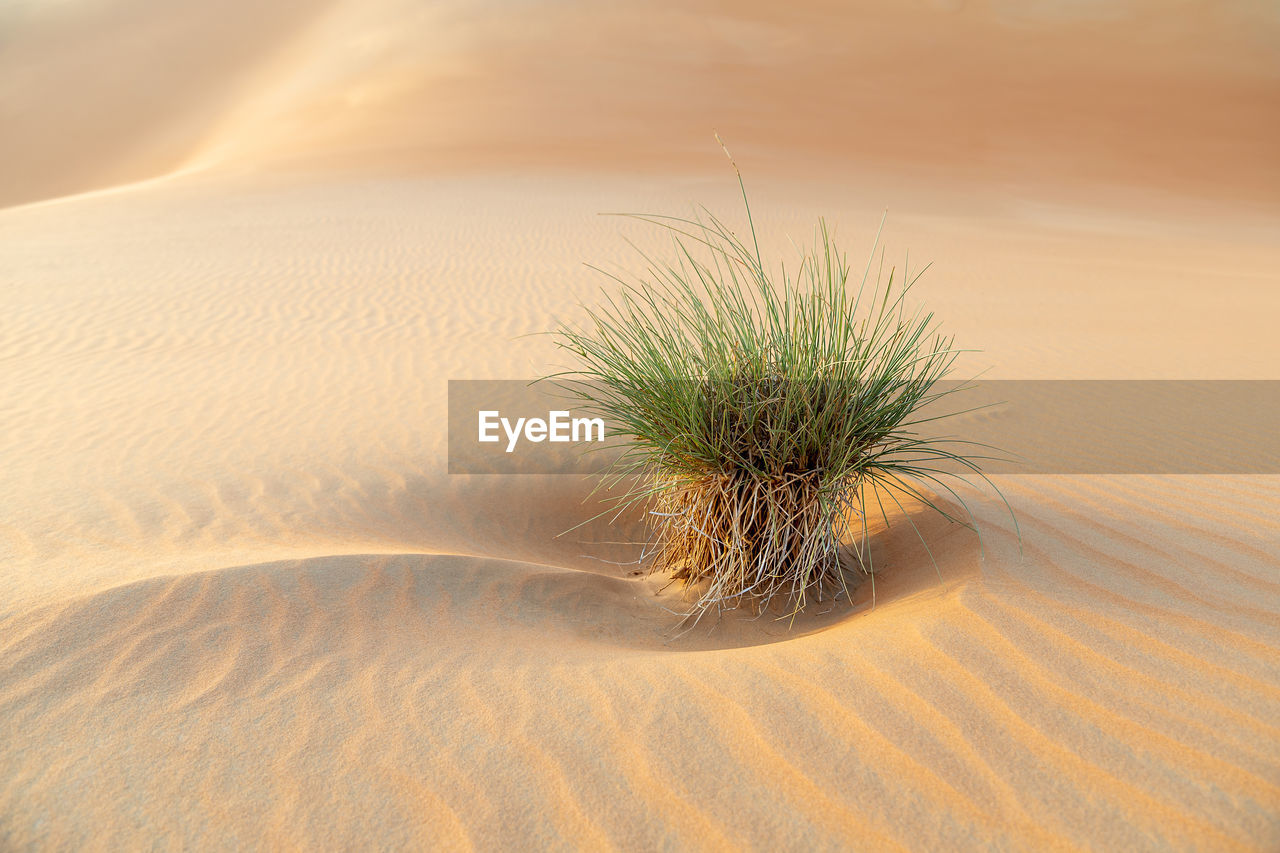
xmin=2 ymin=0 xmax=1279 ymax=848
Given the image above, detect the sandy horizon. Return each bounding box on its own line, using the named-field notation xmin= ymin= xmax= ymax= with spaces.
xmin=2 ymin=0 xmax=1278 ymax=849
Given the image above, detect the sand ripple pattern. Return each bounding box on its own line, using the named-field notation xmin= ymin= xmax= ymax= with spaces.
xmin=2 ymin=174 xmax=1279 ymax=848
xmin=1 ymin=484 xmax=1277 ymax=850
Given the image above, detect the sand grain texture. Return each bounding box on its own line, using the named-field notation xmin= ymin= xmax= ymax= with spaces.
xmin=2 ymin=0 xmax=1280 ymax=849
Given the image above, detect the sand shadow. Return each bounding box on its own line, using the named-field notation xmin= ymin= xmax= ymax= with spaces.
xmin=425 ymin=473 xmax=986 ymax=648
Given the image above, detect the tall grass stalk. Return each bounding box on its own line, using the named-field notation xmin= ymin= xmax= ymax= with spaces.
xmin=550 ymin=149 xmax=1013 ymax=624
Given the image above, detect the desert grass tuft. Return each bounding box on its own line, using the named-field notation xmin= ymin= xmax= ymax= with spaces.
xmin=550 ymin=144 xmax=1012 ymax=624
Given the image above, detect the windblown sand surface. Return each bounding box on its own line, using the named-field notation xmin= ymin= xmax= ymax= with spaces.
xmin=2 ymin=1 xmax=1279 ymax=849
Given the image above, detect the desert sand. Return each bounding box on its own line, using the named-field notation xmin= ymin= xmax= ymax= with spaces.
xmin=2 ymin=0 xmax=1279 ymax=849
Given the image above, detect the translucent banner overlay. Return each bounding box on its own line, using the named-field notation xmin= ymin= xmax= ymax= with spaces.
xmin=448 ymin=380 xmax=1280 ymax=474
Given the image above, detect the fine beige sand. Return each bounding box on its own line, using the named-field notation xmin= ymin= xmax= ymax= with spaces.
xmin=2 ymin=1 xmax=1279 ymax=849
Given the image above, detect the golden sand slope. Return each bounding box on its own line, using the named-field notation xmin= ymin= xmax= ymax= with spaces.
xmin=4 ymin=0 xmax=1279 ymax=209
xmin=2 ymin=0 xmax=1280 ymax=848
xmin=2 ymin=171 xmax=1278 ymax=849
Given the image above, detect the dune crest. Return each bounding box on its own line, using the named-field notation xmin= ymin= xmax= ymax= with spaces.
xmin=4 ymin=0 xmax=1279 ymax=208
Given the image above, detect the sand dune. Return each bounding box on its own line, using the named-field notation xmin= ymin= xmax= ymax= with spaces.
xmin=2 ymin=0 xmax=1280 ymax=848
xmin=5 ymin=0 xmax=1279 ymax=210
xmin=2 ymin=483 xmax=1277 ymax=848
